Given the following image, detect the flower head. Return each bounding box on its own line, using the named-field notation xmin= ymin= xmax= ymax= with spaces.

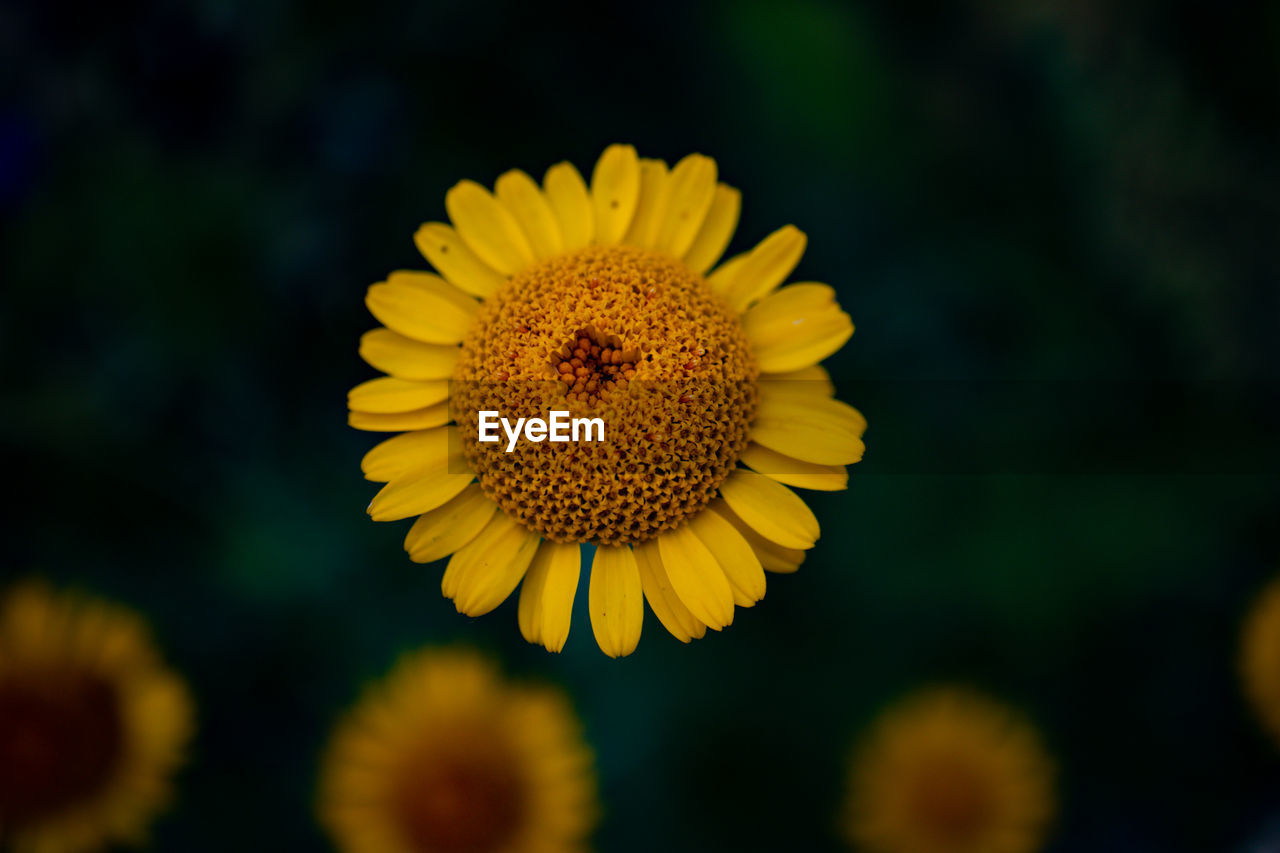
xmin=843 ymin=687 xmax=1055 ymax=853
xmin=0 ymin=581 xmax=194 ymax=853
xmin=318 ymin=648 xmax=596 ymax=853
xmin=1240 ymin=575 xmax=1280 ymax=747
xmin=350 ymin=145 xmax=864 ymax=656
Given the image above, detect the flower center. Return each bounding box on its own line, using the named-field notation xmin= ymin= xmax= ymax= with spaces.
xmin=0 ymin=667 xmax=124 ymax=828
xmin=392 ymin=732 xmax=525 ymax=853
xmin=452 ymin=245 xmax=758 ymax=545
xmin=908 ymin=754 xmax=993 ymax=843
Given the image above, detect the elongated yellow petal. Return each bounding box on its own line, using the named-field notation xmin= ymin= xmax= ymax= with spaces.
xmin=590 ymin=144 xmax=640 ymax=245
xmin=518 ymin=541 xmax=580 ymax=652
xmin=740 ymin=443 xmax=848 ymax=491
xmin=404 ymin=484 xmax=496 ymax=563
xmin=365 ymin=272 xmax=478 ymax=344
xmin=683 ymin=184 xmax=741 ymax=274
xmin=656 ymin=524 xmax=734 ymax=630
xmin=709 ymin=500 xmax=805 ymax=573
xmin=495 ymin=169 xmax=563 ymax=260
xmin=361 ymin=425 xmax=458 ymax=482
xmin=633 ymin=540 xmax=705 ymax=643
xmin=588 ymin=545 xmax=643 ymax=658
xmin=621 ymin=159 xmax=669 ymax=248
xmin=744 ymin=283 xmax=854 ymax=372
xmin=413 ymin=222 xmax=506 ymax=299
xmin=723 ymin=226 xmax=807 ymax=312
xmin=443 ymin=511 xmax=540 ymax=616
xmin=347 ymin=377 xmax=449 ymax=414
xmin=348 ymin=403 xmax=450 ymax=433
xmin=445 ymin=180 xmax=535 ymax=275
xmin=689 ymin=509 xmax=765 ymax=607
xmin=655 ymin=154 xmax=717 ymax=258
xmin=718 ymin=469 xmax=818 ymax=550
xmin=751 ymin=392 xmax=866 ymax=465
xmin=359 ymin=329 xmax=459 ymax=381
xmin=543 ymin=162 xmax=595 ymax=249
xmin=367 ymin=461 xmax=473 ymax=522
xmin=707 ymin=251 xmax=747 ymax=295
xmin=759 ymin=364 xmax=835 ymax=397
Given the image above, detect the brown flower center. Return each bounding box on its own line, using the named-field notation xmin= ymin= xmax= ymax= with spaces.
xmin=909 ymin=753 xmax=993 ymax=844
xmin=392 ymin=733 xmax=525 ymax=853
xmin=0 ymin=667 xmax=124 ymax=828
xmin=451 ymin=245 xmax=758 ymax=545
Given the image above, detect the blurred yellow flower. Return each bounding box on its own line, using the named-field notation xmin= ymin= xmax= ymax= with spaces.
xmin=1240 ymin=575 xmax=1280 ymax=747
xmin=318 ymin=648 xmax=597 ymax=853
xmin=0 ymin=581 xmax=194 ymax=853
xmin=350 ymin=144 xmax=864 ymax=656
xmin=843 ymin=687 xmax=1055 ymax=853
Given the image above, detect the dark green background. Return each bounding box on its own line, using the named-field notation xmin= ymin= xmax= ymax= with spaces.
xmin=3 ymin=1 xmax=1279 ymax=850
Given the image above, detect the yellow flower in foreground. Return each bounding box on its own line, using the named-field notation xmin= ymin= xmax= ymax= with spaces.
xmin=349 ymin=144 xmax=864 ymax=656
xmin=843 ymin=688 xmax=1054 ymax=853
xmin=1240 ymin=576 xmax=1280 ymax=747
xmin=0 ymin=581 xmax=194 ymax=853
xmin=319 ymin=648 xmax=596 ymax=853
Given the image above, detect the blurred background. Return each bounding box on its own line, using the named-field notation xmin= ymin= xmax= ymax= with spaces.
xmin=2 ymin=0 xmax=1279 ymax=850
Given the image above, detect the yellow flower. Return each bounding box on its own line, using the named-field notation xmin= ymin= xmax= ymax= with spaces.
xmin=0 ymin=581 xmax=194 ymax=853
xmin=843 ymin=687 xmax=1055 ymax=853
xmin=349 ymin=145 xmax=863 ymax=656
xmin=318 ymin=648 xmax=596 ymax=853
xmin=1240 ymin=575 xmax=1280 ymax=747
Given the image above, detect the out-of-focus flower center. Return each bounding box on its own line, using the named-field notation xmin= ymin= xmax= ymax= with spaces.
xmin=391 ymin=732 xmax=525 ymax=853
xmin=908 ymin=753 xmax=993 ymax=843
xmin=452 ymin=245 xmax=758 ymax=545
xmin=0 ymin=667 xmax=123 ymax=827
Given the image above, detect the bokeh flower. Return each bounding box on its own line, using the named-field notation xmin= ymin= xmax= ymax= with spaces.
xmin=349 ymin=145 xmax=864 ymax=656
xmin=1240 ymin=575 xmax=1280 ymax=748
xmin=0 ymin=581 xmax=194 ymax=853
xmin=318 ymin=647 xmax=596 ymax=853
xmin=843 ymin=687 xmax=1054 ymax=853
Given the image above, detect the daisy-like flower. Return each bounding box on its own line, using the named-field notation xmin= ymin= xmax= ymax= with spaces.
xmin=1240 ymin=575 xmax=1280 ymax=748
xmin=0 ymin=581 xmax=194 ymax=853
xmin=842 ymin=688 xmax=1055 ymax=853
xmin=349 ymin=144 xmax=863 ymax=657
xmin=318 ymin=647 xmax=596 ymax=853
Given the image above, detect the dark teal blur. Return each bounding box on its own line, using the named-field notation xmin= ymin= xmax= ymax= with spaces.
xmin=2 ymin=1 xmax=1279 ymax=851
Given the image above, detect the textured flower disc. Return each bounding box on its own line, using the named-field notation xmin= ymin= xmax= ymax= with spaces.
xmin=451 ymin=245 xmax=758 ymax=546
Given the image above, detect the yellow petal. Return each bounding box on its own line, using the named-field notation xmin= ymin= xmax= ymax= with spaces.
xmin=689 ymin=509 xmax=765 ymax=607
xmin=743 ymin=283 xmax=854 ymax=372
xmin=739 ymin=443 xmax=848 ymax=491
xmin=590 ymin=144 xmax=641 ymax=245
xmin=495 ymin=169 xmax=563 ymax=260
xmin=543 ymin=162 xmax=595 ymax=249
xmin=445 ymin=180 xmax=535 ymax=275
xmin=367 ymin=462 xmax=473 ymax=522
xmin=518 ymin=541 xmax=580 ymax=652
xmin=413 ymin=222 xmax=506 ymax=299
xmin=347 ymin=377 xmax=449 ymax=414
xmin=588 ymin=545 xmax=643 ymax=658
xmin=759 ymin=364 xmax=834 ymax=397
xmin=718 ymin=469 xmax=818 ymax=550
xmin=348 ymin=403 xmax=451 ymax=433
xmin=709 ymin=500 xmax=805 ymax=573
xmin=633 ymin=540 xmax=705 ymax=643
xmin=722 ymin=225 xmax=807 ymax=312
xmin=683 ymin=184 xmax=741 ymax=274
xmin=404 ymin=484 xmax=497 ymax=563
xmin=365 ymin=272 xmax=478 ymax=344
xmin=656 ymin=523 xmax=734 ymax=630
xmin=621 ymin=159 xmax=669 ymax=248
xmin=707 ymin=251 xmax=748 ymax=295
xmin=443 ymin=511 xmax=540 ymax=617
xmin=655 ymin=154 xmax=717 ymax=258
xmin=751 ymin=392 xmax=866 ymax=465
xmin=361 ymin=426 xmax=458 ymax=482
xmin=359 ymin=329 xmax=459 ymax=381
